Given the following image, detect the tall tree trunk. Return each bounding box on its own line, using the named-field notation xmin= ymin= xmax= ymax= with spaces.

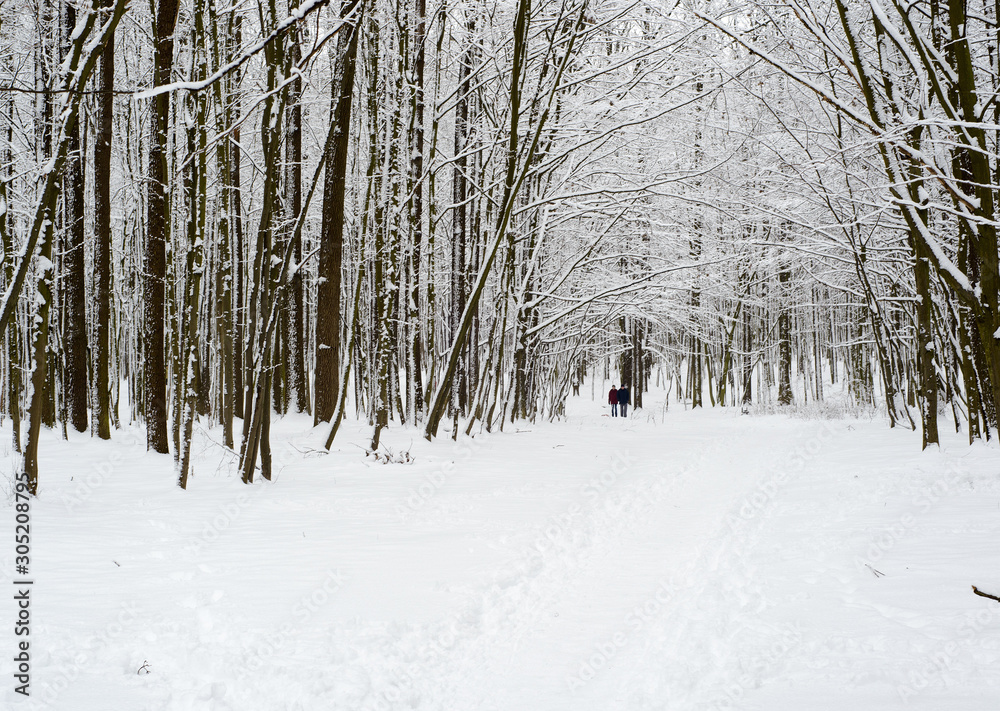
xmin=62 ymin=0 xmax=88 ymax=433
xmin=92 ymin=0 xmax=115 ymax=440
xmin=231 ymin=15 xmax=245 ymax=418
xmin=688 ymin=77 xmax=704 ymax=409
xmin=209 ymin=0 xmax=235 ymax=448
xmin=777 ymin=261 xmax=794 ymax=406
xmin=1 ymin=20 xmax=21 ymax=450
xmin=634 ymin=319 xmax=644 ymax=409
xmin=286 ymin=7 xmax=308 ymax=414
xmin=422 ymin=2 xmax=446 ymax=406
xmin=812 ymin=288 xmax=823 ymax=402
xmin=24 ymin=0 xmax=57 ymax=488
xmin=450 ymin=11 xmax=474 ymax=419
xmin=24 ymin=221 xmax=55 ymax=495
xmin=944 ymin=0 xmax=1000 ymax=434
xmin=741 ymin=297 xmax=753 ymax=410
xmin=178 ymin=7 xmax=210 ymax=487
xmin=907 ymin=136 xmax=938 ymax=446
xmin=239 ymin=0 xmax=287 ymax=483
xmin=145 ymin=0 xmax=180 ymax=454
xmin=314 ymin=0 xmax=362 ymax=424
xmin=369 ymin=11 xmax=391 ymax=449
xmin=405 ymin=0 xmax=427 ymax=424
xmin=914 ymin=246 xmax=939 ymax=447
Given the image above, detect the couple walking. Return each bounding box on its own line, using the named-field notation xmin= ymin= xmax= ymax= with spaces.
xmin=608 ymin=384 xmax=630 ymax=417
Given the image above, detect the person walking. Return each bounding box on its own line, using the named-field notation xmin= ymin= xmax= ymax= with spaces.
xmin=608 ymin=385 xmax=618 ymax=417
xmin=617 ymin=384 xmax=630 ymax=417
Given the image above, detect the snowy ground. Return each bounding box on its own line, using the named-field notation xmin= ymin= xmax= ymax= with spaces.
xmin=2 ymin=388 xmax=1000 ymax=710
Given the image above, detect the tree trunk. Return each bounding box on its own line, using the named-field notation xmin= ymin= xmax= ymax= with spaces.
xmin=777 ymin=262 xmax=794 ymax=406
xmin=210 ymin=0 xmax=235 ymax=449
xmin=1 ymin=29 xmax=21 ymax=450
xmin=231 ymin=16 xmax=245 ymax=418
xmin=62 ymin=0 xmax=88 ymax=434
xmin=914 ymin=248 xmax=939 ymax=447
xmin=24 ymin=221 xmax=55 ymax=495
xmin=450 ymin=13 xmax=473 ymax=419
xmin=92 ymin=0 xmax=114 ymax=440
xmin=286 ymin=9 xmax=308 ymax=414
xmin=315 ymin=0 xmax=361 ymax=424
xmin=741 ymin=298 xmax=753 ymax=410
xmin=405 ymin=0 xmax=427 ymax=424
xmin=145 ymin=0 xmax=180 ymax=454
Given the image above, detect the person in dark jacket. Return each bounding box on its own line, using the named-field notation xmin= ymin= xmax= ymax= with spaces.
xmin=617 ymin=384 xmax=630 ymax=417
xmin=608 ymin=385 xmax=618 ymax=417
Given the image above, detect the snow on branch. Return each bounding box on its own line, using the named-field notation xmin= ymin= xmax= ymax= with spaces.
xmin=133 ymin=0 xmax=354 ymax=101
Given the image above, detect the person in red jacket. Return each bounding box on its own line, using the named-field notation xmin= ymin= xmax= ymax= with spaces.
xmin=608 ymin=385 xmax=619 ymax=417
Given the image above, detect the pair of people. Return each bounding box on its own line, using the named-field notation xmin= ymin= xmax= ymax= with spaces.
xmin=608 ymin=384 xmax=630 ymax=417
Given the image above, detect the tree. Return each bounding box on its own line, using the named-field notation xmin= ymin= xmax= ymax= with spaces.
xmin=315 ymin=0 xmax=362 ymax=425
xmin=144 ymin=0 xmax=181 ymax=455
xmin=92 ymin=0 xmax=116 ymax=441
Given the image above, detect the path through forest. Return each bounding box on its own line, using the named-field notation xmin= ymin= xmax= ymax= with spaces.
xmin=2 ymin=390 xmax=1000 ymax=710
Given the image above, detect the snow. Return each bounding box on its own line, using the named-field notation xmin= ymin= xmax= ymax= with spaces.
xmin=133 ymin=0 xmax=346 ymax=102
xmin=2 ymin=389 xmax=999 ymax=710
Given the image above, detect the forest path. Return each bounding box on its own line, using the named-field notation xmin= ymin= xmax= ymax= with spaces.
xmin=443 ymin=404 xmax=815 ymax=710
xmin=3 ymin=390 xmax=1000 ymax=710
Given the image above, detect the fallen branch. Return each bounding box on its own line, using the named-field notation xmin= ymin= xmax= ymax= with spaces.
xmin=972 ymin=586 xmax=1000 ymax=603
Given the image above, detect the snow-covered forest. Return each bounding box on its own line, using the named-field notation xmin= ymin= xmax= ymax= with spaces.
xmin=2 ymin=0 xmax=1000 ymax=707
xmin=3 ymin=0 xmax=999 ymax=483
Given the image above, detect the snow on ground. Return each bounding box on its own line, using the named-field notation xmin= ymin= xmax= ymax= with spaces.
xmin=2 ymin=388 xmax=999 ymax=710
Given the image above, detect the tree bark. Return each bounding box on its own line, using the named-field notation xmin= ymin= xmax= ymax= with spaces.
xmin=92 ymin=0 xmax=115 ymax=440
xmin=286 ymin=8 xmax=309 ymax=414
xmin=145 ymin=0 xmax=181 ymax=454
xmin=62 ymin=0 xmax=88 ymax=433
xmin=24 ymin=221 xmax=55 ymax=495
xmin=914 ymin=247 xmax=939 ymax=447
xmin=315 ymin=0 xmax=362 ymax=424
xmin=231 ymin=14 xmax=245 ymax=418
xmin=1 ymin=20 xmax=21 ymax=450
xmin=450 ymin=12 xmax=472 ymax=419
xmin=405 ymin=0 xmax=427 ymax=424
xmin=777 ymin=261 xmax=794 ymax=406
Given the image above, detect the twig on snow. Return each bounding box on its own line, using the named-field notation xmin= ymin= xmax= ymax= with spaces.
xmin=972 ymin=586 xmax=1000 ymax=603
